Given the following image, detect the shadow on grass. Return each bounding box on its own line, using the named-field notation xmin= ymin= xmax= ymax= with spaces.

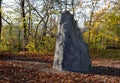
xmin=89 ymin=66 xmax=120 ymax=77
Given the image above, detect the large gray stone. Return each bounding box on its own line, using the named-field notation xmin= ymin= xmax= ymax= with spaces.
xmin=53 ymin=11 xmax=91 ymax=73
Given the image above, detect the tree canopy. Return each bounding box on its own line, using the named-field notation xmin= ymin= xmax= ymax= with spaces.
xmin=0 ymin=0 xmax=119 ymax=53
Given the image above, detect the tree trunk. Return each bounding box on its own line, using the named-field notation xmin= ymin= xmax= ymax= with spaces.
xmin=72 ymin=0 xmax=75 ymax=16
xmin=27 ymin=0 xmax=32 ymax=39
xmin=34 ymin=20 xmax=43 ymax=51
xmin=0 ymin=0 xmax=2 ymax=40
xmin=60 ymin=0 xmax=62 ymax=13
xmin=65 ymin=0 xmax=67 ymax=11
xmin=21 ymin=0 xmax=27 ymax=50
xmin=88 ymin=0 xmax=97 ymax=45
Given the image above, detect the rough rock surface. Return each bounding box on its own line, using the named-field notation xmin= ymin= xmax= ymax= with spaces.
xmin=53 ymin=11 xmax=91 ymax=72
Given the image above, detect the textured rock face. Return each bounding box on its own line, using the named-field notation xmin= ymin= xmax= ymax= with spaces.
xmin=53 ymin=11 xmax=91 ymax=72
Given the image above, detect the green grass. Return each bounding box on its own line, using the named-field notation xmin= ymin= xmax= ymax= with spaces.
xmin=90 ymin=49 xmax=120 ymax=60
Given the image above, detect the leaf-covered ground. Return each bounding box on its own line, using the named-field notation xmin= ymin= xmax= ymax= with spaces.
xmin=0 ymin=52 xmax=120 ymax=83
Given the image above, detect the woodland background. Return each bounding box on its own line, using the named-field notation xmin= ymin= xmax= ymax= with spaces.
xmin=0 ymin=0 xmax=120 ymax=59
xmin=0 ymin=0 xmax=120 ymax=82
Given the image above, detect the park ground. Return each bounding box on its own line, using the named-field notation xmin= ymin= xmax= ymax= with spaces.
xmin=0 ymin=50 xmax=120 ymax=83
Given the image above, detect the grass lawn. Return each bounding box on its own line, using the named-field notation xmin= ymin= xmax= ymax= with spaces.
xmin=90 ymin=49 xmax=120 ymax=60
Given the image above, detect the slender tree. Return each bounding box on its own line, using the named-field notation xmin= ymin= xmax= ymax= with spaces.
xmin=88 ymin=0 xmax=98 ymax=45
xmin=26 ymin=0 xmax=32 ymax=39
xmin=72 ymin=0 xmax=75 ymax=16
xmin=65 ymin=0 xmax=67 ymax=11
xmin=0 ymin=0 xmax=2 ymax=40
xmin=20 ymin=0 xmax=27 ymax=50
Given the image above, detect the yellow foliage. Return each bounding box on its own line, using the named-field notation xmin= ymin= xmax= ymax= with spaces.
xmin=115 ymin=37 xmax=119 ymax=42
xmin=26 ymin=41 xmax=36 ymax=52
